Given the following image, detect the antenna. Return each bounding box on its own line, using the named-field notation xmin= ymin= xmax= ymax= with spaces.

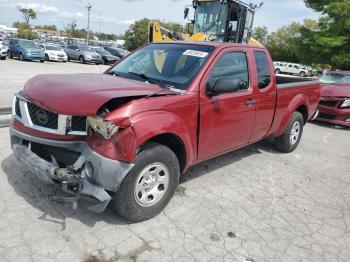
xmin=85 ymin=3 xmax=92 ymax=46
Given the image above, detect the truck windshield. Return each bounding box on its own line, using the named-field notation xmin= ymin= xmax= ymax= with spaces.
xmin=193 ymin=2 xmax=228 ymax=41
xmin=108 ymin=43 xmax=215 ymax=90
xmin=320 ymin=72 xmax=350 ymax=84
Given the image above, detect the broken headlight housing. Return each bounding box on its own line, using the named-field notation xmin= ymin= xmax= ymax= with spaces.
xmin=87 ymin=116 xmax=119 ymax=139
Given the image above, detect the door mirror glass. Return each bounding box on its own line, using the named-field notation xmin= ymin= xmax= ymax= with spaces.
xmin=207 ymin=78 xmax=243 ymax=96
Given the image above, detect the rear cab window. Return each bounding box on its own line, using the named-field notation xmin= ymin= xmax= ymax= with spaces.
xmin=254 ymin=51 xmax=271 ymax=89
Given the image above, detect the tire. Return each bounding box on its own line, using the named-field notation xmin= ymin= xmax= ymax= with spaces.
xmin=40 ymin=60 xmax=44 ymax=63
xmin=1 ymin=57 xmax=5 ymax=60
xmin=112 ymin=142 xmax=180 ymax=222
xmin=19 ymin=53 xmax=24 ymax=61
xmin=67 ymin=57 xmax=70 ymax=62
xmin=299 ymin=71 xmax=306 ymax=77
xmin=9 ymin=52 xmax=13 ymax=59
xmin=275 ymin=69 xmax=281 ymax=74
xmin=275 ymin=111 xmax=304 ymax=153
xmin=79 ymin=56 xmax=85 ymax=64
xmin=45 ymin=54 xmax=49 ymax=61
xmin=103 ymin=58 xmax=107 ymax=65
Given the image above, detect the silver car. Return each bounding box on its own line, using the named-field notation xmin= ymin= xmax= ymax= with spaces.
xmin=65 ymin=45 xmax=102 ymax=64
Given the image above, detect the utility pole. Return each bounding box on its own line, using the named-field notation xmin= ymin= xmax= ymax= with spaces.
xmin=85 ymin=3 xmax=92 ymax=46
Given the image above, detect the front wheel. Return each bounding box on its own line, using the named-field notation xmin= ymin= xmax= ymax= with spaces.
xmin=79 ymin=56 xmax=85 ymax=64
xmin=112 ymin=142 xmax=180 ymax=222
xmin=45 ymin=54 xmax=49 ymax=61
xmin=19 ymin=53 xmax=24 ymax=61
xmin=299 ymin=71 xmax=306 ymax=77
xmin=275 ymin=111 xmax=304 ymax=153
xmin=275 ymin=69 xmax=281 ymax=74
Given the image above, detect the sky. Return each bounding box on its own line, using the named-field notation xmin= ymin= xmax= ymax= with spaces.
xmin=0 ymin=0 xmax=320 ymax=34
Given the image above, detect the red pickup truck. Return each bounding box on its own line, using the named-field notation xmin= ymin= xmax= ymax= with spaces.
xmin=10 ymin=42 xmax=320 ymax=221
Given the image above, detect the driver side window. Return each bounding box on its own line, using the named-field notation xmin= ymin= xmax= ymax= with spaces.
xmin=210 ymin=52 xmax=249 ymax=91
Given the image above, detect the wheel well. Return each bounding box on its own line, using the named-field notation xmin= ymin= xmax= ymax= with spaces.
xmin=296 ymin=105 xmax=308 ymax=124
xmin=147 ymin=133 xmax=187 ymax=172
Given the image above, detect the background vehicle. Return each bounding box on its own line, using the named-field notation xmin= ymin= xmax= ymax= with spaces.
xmin=65 ymin=45 xmax=102 ymax=64
xmin=0 ymin=42 xmax=7 ymax=60
xmin=149 ymin=0 xmax=263 ymax=45
xmin=274 ymin=62 xmax=309 ymax=77
xmin=8 ymin=38 xmax=45 ymax=62
xmin=104 ymin=46 xmax=130 ymax=59
xmin=40 ymin=44 xmax=68 ymax=62
xmin=10 ymin=42 xmax=320 ymax=222
xmin=315 ymin=71 xmax=350 ymax=127
xmin=91 ymin=47 xmax=119 ymax=64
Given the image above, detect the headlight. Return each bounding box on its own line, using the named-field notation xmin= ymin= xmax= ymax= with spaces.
xmin=87 ymin=116 xmax=119 ymax=139
xmin=340 ymin=99 xmax=350 ymax=108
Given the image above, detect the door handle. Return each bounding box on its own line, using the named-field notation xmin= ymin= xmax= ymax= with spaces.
xmin=245 ymin=99 xmax=256 ymax=105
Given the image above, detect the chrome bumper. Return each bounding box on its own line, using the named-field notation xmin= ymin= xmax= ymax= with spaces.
xmin=10 ymin=127 xmax=134 ymax=213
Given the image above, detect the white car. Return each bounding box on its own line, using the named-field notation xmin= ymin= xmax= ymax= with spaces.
xmin=0 ymin=42 xmax=7 ymax=60
xmin=40 ymin=44 xmax=68 ymax=62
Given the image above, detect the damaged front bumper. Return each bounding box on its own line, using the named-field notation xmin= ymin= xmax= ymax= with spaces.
xmin=10 ymin=127 xmax=134 ymax=213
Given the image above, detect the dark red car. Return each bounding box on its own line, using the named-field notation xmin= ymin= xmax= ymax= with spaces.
xmin=315 ymin=71 xmax=350 ymax=127
xmin=10 ymin=42 xmax=320 ymax=221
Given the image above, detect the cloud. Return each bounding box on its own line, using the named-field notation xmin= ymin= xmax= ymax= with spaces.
xmin=115 ymin=19 xmax=135 ymax=26
xmin=16 ymin=2 xmax=59 ymax=13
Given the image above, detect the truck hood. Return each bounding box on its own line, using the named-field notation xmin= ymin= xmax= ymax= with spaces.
xmin=321 ymin=83 xmax=350 ymax=98
xmin=23 ymin=73 xmax=177 ymax=115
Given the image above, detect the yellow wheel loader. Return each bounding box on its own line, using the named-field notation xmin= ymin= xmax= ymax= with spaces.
xmin=149 ymin=0 xmax=263 ymax=45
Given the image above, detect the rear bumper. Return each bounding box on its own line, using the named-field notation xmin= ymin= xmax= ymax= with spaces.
xmin=316 ymin=106 xmax=350 ymax=127
xmin=10 ymin=127 xmax=134 ymax=213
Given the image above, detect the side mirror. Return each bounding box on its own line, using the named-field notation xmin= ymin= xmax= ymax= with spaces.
xmin=206 ymin=78 xmax=243 ymax=97
xmin=184 ymin=7 xmax=190 ymax=19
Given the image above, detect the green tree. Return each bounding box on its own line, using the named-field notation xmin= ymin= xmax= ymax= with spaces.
xmin=19 ymin=8 xmax=37 ymax=25
xmin=16 ymin=22 xmax=37 ymax=39
xmin=300 ymin=0 xmax=350 ymax=69
xmin=252 ymin=26 xmax=268 ymax=44
xmin=124 ymin=18 xmax=150 ymax=50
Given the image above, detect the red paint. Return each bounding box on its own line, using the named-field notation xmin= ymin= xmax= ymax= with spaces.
xmin=317 ymin=80 xmax=350 ymax=127
xmin=12 ymin=42 xmax=320 ymax=171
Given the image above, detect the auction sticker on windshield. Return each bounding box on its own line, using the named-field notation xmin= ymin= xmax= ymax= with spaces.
xmin=183 ymin=50 xmax=208 ymax=58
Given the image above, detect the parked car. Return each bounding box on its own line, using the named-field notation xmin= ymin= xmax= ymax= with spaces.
xmin=40 ymin=44 xmax=68 ymax=62
xmin=0 ymin=42 xmax=7 ymax=60
xmin=10 ymin=42 xmax=320 ymax=222
xmin=274 ymin=62 xmax=309 ymax=77
xmin=65 ymin=45 xmax=102 ymax=64
xmin=314 ymin=71 xmax=350 ymax=127
xmin=104 ymin=46 xmax=130 ymax=59
xmin=8 ymin=38 xmax=45 ymax=62
xmin=91 ymin=47 xmax=119 ymax=64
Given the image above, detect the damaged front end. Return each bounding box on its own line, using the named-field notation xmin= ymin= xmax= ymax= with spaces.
xmin=10 ymin=128 xmax=134 ymax=213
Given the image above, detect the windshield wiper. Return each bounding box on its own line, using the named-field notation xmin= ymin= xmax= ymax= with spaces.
xmin=127 ymin=71 xmax=174 ymax=89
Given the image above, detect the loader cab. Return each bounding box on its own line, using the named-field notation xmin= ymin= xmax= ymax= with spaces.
xmin=190 ymin=0 xmax=256 ymax=43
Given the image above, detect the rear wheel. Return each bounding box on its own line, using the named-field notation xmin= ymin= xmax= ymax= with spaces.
xmin=275 ymin=68 xmax=281 ymax=74
xmin=299 ymin=71 xmax=306 ymax=77
xmin=275 ymin=111 xmax=304 ymax=153
xmin=112 ymin=142 xmax=180 ymax=222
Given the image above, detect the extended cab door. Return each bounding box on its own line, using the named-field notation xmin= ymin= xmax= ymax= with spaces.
xmin=198 ymin=48 xmax=256 ymax=160
xmin=249 ymin=50 xmax=276 ymax=142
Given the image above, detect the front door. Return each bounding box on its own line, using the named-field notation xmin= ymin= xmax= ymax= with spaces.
xmin=198 ymin=49 xmax=256 ymax=160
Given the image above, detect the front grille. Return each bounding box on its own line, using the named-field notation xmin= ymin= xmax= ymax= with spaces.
xmin=71 ymin=116 xmax=87 ymax=132
xmin=318 ymin=113 xmax=336 ymax=120
xmin=27 ymin=102 xmax=58 ymax=129
xmin=319 ymin=101 xmax=338 ymax=107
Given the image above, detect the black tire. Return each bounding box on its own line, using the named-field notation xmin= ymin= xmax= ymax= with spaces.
xmin=67 ymin=57 xmax=70 ymax=62
xmin=45 ymin=54 xmax=49 ymax=61
xmin=79 ymin=56 xmax=85 ymax=64
xmin=112 ymin=142 xmax=180 ymax=222
xmin=19 ymin=53 xmax=24 ymax=61
xmin=299 ymin=71 xmax=306 ymax=77
xmin=1 ymin=57 xmax=5 ymax=60
xmin=275 ymin=69 xmax=281 ymax=74
xmin=275 ymin=111 xmax=304 ymax=153
xmin=9 ymin=52 xmax=13 ymax=59
xmin=103 ymin=58 xmax=107 ymax=65
xmin=40 ymin=60 xmax=44 ymax=63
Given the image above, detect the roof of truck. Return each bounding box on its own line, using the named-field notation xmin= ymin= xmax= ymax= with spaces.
xmin=150 ymin=41 xmax=266 ymax=50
